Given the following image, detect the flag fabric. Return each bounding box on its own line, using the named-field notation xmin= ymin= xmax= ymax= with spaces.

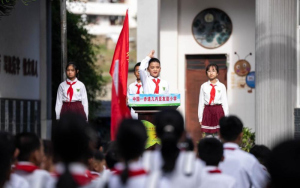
xmin=109 ymin=10 xmax=131 ymax=140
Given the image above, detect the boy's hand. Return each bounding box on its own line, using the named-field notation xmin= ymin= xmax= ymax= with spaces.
xmin=148 ymin=50 xmax=155 ymax=58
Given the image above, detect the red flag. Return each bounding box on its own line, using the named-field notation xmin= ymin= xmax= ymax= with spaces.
xmin=109 ymin=10 xmax=131 ymax=140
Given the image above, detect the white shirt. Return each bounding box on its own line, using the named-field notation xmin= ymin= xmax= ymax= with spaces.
xmin=127 ymin=81 xmax=143 ymax=119
xmin=14 ymin=162 xmax=54 ymax=188
xmin=4 ymin=173 xmax=30 ymax=188
xmin=198 ymin=166 xmax=236 ymax=188
xmin=55 ymin=78 xmax=88 ymax=120
xmin=198 ymin=79 xmax=229 ymax=122
xmin=139 ymin=56 xmax=169 ymax=94
xmin=219 ymin=143 xmax=270 ymax=188
xmin=142 ymin=150 xmax=204 ymax=188
xmin=109 ymin=161 xmax=147 ymax=188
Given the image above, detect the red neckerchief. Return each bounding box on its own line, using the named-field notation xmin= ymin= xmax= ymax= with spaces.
xmin=224 ymin=147 xmax=236 ymax=151
xmin=15 ymin=163 xmax=39 ymax=173
xmin=86 ymin=170 xmax=100 ymax=180
xmin=152 ymin=79 xmax=160 ymax=94
xmin=66 ymin=81 xmax=77 ymax=103
xmin=208 ymin=169 xmax=222 ymax=174
xmin=135 ymin=84 xmax=142 ymax=94
xmin=209 ymin=84 xmax=216 ymax=105
xmin=55 ymin=170 xmax=93 ymax=186
xmin=111 ymin=168 xmax=147 ymax=177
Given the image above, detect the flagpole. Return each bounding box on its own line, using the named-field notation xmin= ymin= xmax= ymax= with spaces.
xmin=60 ymin=0 xmax=67 ymax=81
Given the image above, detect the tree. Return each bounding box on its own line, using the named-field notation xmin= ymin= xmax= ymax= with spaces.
xmin=52 ymin=0 xmax=106 ymax=120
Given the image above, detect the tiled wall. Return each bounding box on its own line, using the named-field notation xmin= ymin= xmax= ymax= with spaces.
xmin=0 ymin=98 xmax=40 ymax=136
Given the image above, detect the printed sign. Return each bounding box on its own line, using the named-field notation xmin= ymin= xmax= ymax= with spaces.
xmin=128 ymin=94 xmax=181 ymax=107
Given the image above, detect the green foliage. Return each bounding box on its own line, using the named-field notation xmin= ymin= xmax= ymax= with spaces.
xmin=51 ymin=0 xmax=106 ymax=120
xmin=241 ymin=127 xmax=255 ymax=152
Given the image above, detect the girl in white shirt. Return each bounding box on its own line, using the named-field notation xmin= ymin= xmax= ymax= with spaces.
xmin=139 ymin=50 xmax=169 ymax=94
xmin=109 ymin=119 xmax=147 ymax=188
xmin=55 ymin=63 xmax=88 ymax=120
xmin=198 ymin=64 xmax=228 ymax=136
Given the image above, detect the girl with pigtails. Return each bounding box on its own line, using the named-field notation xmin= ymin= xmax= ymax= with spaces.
xmin=109 ymin=119 xmax=148 ymax=188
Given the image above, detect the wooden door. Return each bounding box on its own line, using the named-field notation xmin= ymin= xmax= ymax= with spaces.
xmin=185 ymin=54 xmax=227 ymax=144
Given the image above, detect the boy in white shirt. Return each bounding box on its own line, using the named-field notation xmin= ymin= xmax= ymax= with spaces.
xmin=218 ymin=116 xmax=270 ymax=188
xmin=127 ymin=62 xmax=143 ymax=119
xmin=139 ymin=50 xmax=169 ymax=94
xmin=197 ymin=137 xmax=236 ymax=188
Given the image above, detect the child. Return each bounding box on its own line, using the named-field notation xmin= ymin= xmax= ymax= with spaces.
xmin=127 ymin=62 xmax=143 ymax=119
xmin=51 ymin=113 xmax=104 ymax=188
xmin=198 ymin=64 xmax=229 ymax=137
xmin=266 ymin=139 xmax=300 ymax=188
xmin=146 ymin=109 xmax=204 ymax=188
xmin=14 ymin=132 xmax=53 ymax=188
xmin=0 ymin=131 xmax=30 ymax=188
xmin=249 ymin=145 xmax=271 ymax=168
xmin=218 ymin=116 xmax=269 ymax=188
xmin=108 ymin=119 xmax=147 ymax=188
xmin=139 ymin=50 xmax=169 ymax=94
xmin=55 ymin=62 xmax=88 ymax=120
xmin=41 ymin=140 xmax=55 ymax=173
xmin=197 ymin=138 xmax=236 ymax=188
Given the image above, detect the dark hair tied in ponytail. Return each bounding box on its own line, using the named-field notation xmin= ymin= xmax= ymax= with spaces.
xmin=155 ymin=109 xmax=184 ymax=173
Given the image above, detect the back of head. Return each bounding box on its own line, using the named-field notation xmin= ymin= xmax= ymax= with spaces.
xmin=15 ymin=132 xmax=41 ymax=162
xmin=266 ymin=139 xmax=300 ymax=188
xmin=52 ymin=113 xmax=91 ymax=188
xmin=249 ymin=145 xmax=271 ymax=166
xmin=219 ymin=116 xmax=243 ymax=142
xmin=116 ymin=119 xmax=147 ymax=185
xmin=0 ymin=132 xmax=15 ymax=187
xmin=52 ymin=113 xmax=91 ymax=164
xmin=198 ymin=138 xmax=223 ymax=166
xmin=105 ymin=141 xmax=118 ymax=169
xmin=155 ymin=109 xmax=184 ymax=173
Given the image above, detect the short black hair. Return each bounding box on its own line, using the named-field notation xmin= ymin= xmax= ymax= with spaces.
xmin=198 ymin=138 xmax=223 ymax=166
xmin=148 ymin=58 xmax=160 ymax=67
xmin=15 ymin=132 xmax=41 ymax=161
xmin=219 ymin=116 xmax=243 ymax=142
xmin=249 ymin=145 xmax=271 ymax=166
xmin=266 ymin=139 xmax=300 ymax=188
xmin=93 ymin=150 xmax=104 ymax=161
xmin=0 ymin=132 xmax=16 ymax=159
xmin=206 ymin=64 xmax=219 ymax=75
xmin=134 ymin=62 xmax=141 ymax=70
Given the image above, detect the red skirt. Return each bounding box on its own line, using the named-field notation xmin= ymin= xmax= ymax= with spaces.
xmin=60 ymin=101 xmax=87 ymax=120
xmin=201 ymin=105 xmax=224 ymax=133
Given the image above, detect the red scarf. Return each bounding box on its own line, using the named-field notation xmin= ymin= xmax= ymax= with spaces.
xmin=66 ymin=81 xmax=77 ymax=103
xmin=209 ymin=84 xmax=216 ymax=105
xmin=112 ymin=168 xmax=147 ymax=177
xmin=15 ymin=163 xmax=39 ymax=173
xmin=208 ymin=169 xmax=222 ymax=174
xmin=135 ymin=84 xmax=142 ymax=94
xmin=152 ymin=79 xmax=160 ymax=94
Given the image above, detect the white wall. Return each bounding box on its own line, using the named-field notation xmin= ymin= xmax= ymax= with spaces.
xmin=159 ymin=0 xmax=256 ymax=130
xmin=0 ymin=1 xmax=42 ymax=100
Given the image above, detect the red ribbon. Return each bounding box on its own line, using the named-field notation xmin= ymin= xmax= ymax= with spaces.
xmin=15 ymin=163 xmax=39 ymax=173
xmin=209 ymin=84 xmax=216 ymax=105
xmin=152 ymin=79 xmax=160 ymax=94
xmin=66 ymin=81 xmax=77 ymax=103
xmin=135 ymin=84 xmax=142 ymax=94
xmin=224 ymin=147 xmax=236 ymax=151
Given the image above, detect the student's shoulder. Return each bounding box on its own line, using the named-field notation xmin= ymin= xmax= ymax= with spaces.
xmin=159 ymin=78 xmax=169 ymax=85
xmin=76 ymin=80 xmax=86 ymax=87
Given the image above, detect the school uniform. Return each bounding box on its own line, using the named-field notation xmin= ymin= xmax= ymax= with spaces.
xmin=198 ymin=79 xmax=228 ymax=133
xmin=49 ymin=162 xmax=107 ymax=188
xmin=127 ymin=81 xmax=144 ymax=119
xmin=139 ymin=56 xmax=169 ymax=94
xmin=4 ymin=173 xmax=30 ymax=188
xmin=13 ymin=161 xmax=54 ymax=188
xmin=142 ymin=150 xmax=204 ymax=188
xmin=219 ymin=143 xmax=270 ymax=188
xmin=108 ymin=161 xmax=147 ymax=188
xmin=55 ymin=78 xmax=88 ymax=120
xmin=198 ymin=166 xmax=236 ymax=188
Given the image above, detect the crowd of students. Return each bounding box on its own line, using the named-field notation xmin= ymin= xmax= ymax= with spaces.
xmin=0 ymin=110 xmax=299 ymax=188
